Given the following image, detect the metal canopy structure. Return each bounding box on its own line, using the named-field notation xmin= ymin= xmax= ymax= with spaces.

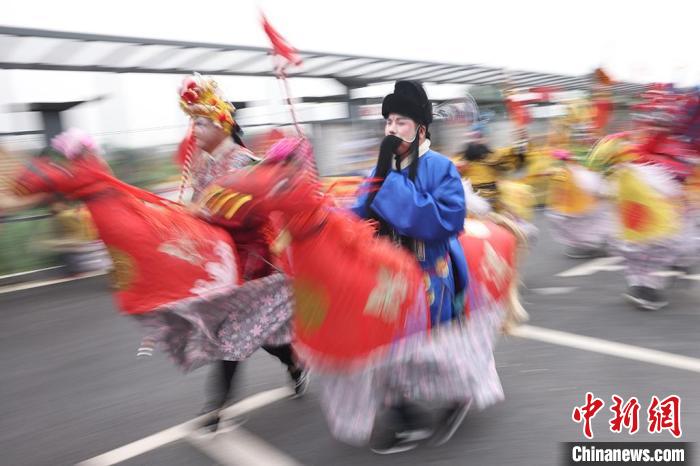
xmin=0 ymin=26 xmax=647 ymax=96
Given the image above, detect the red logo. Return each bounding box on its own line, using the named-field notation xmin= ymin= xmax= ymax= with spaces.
xmin=609 ymin=395 xmax=641 ymax=434
xmin=573 ymin=393 xmax=682 ymax=439
xmin=572 ymin=392 xmax=605 ymax=439
xmin=648 ymin=395 xmax=682 ymax=438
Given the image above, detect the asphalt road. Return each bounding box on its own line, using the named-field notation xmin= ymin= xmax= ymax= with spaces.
xmin=1 ymin=212 xmax=698 ymax=465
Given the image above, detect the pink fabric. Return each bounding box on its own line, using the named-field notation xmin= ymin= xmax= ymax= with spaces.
xmin=552 ymin=149 xmax=573 ymax=161
xmin=51 ymin=128 xmax=100 ymax=160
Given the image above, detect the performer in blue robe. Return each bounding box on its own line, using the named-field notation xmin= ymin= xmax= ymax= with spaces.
xmin=315 ymin=82 xmax=506 ymax=455
xmin=352 ymin=81 xmax=467 ymax=326
xmin=351 ymin=80 xmax=472 ymax=451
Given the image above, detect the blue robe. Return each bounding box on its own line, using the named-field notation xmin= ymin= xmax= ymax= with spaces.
xmin=352 ymin=149 xmax=467 ymax=325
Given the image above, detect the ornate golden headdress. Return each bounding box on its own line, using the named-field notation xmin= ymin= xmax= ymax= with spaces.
xmin=179 ymin=73 xmax=235 ymax=134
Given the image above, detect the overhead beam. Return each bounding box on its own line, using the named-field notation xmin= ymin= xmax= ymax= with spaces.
xmin=0 ymin=26 xmax=646 ymax=95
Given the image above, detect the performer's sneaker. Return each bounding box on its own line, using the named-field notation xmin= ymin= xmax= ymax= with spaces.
xmin=370 ymin=432 xmax=422 ymax=455
xmin=197 ymin=409 xmax=247 ymax=434
xmin=430 ymin=400 xmax=472 ymax=447
xmin=624 ymin=286 xmax=668 ymax=311
xmin=198 ymin=410 xmax=221 ymax=433
xmin=397 ymin=428 xmax=433 ymax=442
xmin=670 ymin=265 xmax=693 ymax=288
xmin=215 ymin=415 xmax=248 ymax=434
xmin=289 ymin=368 xmax=309 ymax=399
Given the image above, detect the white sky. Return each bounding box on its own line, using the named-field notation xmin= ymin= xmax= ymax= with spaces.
xmin=3 ymin=0 xmax=700 ymax=148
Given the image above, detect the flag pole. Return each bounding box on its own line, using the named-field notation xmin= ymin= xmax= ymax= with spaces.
xmin=261 ymin=12 xmax=305 ymax=137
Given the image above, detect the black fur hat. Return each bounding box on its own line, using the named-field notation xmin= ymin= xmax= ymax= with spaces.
xmin=381 ymin=80 xmax=433 ymax=127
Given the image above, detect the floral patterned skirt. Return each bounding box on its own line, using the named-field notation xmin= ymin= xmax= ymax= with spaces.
xmin=613 ymin=217 xmax=700 ymax=289
xmin=313 ymin=307 xmax=506 ymax=446
xmin=132 ymin=273 xmax=293 ymax=372
xmin=546 ymin=205 xmax=614 ymax=250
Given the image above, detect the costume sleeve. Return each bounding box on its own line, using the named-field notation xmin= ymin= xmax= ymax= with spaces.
xmin=370 ymin=162 xmax=465 ymax=241
xmin=224 ymin=150 xmax=256 ymax=171
xmin=350 ymin=169 xmax=376 ymax=219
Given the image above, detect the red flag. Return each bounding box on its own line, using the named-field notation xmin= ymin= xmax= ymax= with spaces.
xmin=594 ymin=67 xmax=613 ymax=86
xmin=506 ymin=97 xmax=531 ymax=127
xmin=593 ymin=99 xmax=613 ymax=131
xmin=261 ymin=13 xmax=303 ymax=68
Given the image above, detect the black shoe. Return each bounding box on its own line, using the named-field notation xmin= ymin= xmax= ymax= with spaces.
xmin=370 ymin=432 xmax=421 ymax=455
xmin=215 ymin=414 xmax=247 ymax=433
xmin=198 ymin=410 xmax=221 ymax=433
xmin=289 ymin=368 xmax=309 ymax=399
xmin=670 ymin=265 xmax=693 ymax=289
xmin=565 ymin=246 xmax=606 ymax=259
xmin=430 ymin=401 xmax=472 ymax=446
xmin=196 ymin=410 xmax=247 ymax=435
xmin=397 ymin=428 xmax=433 ymax=442
xmin=624 ymin=286 xmax=668 ymax=311
xmin=671 ymin=265 xmax=692 ymax=275
xmin=641 ymin=287 xmax=668 ymax=310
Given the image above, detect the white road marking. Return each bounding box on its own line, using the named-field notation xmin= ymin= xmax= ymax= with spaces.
xmin=555 ymin=258 xmax=699 ymax=281
xmin=556 ymin=256 xmax=625 ymax=278
xmin=188 ymin=428 xmax=301 ymax=466
xmin=651 ymin=270 xmax=683 ymax=278
xmin=512 ymin=325 xmax=700 ymax=373
xmin=0 ymin=266 xmax=63 ymax=280
xmin=218 ymin=386 xmax=294 ymax=419
xmin=650 ymin=271 xmax=700 ymax=281
xmin=520 ymin=368 xmax=550 ymax=373
xmin=77 ymin=386 xmax=293 ymax=466
xmin=530 ymin=287 xmax=578 ymax=295
xmin=0 ymin=270 xmax=107 ymax=295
